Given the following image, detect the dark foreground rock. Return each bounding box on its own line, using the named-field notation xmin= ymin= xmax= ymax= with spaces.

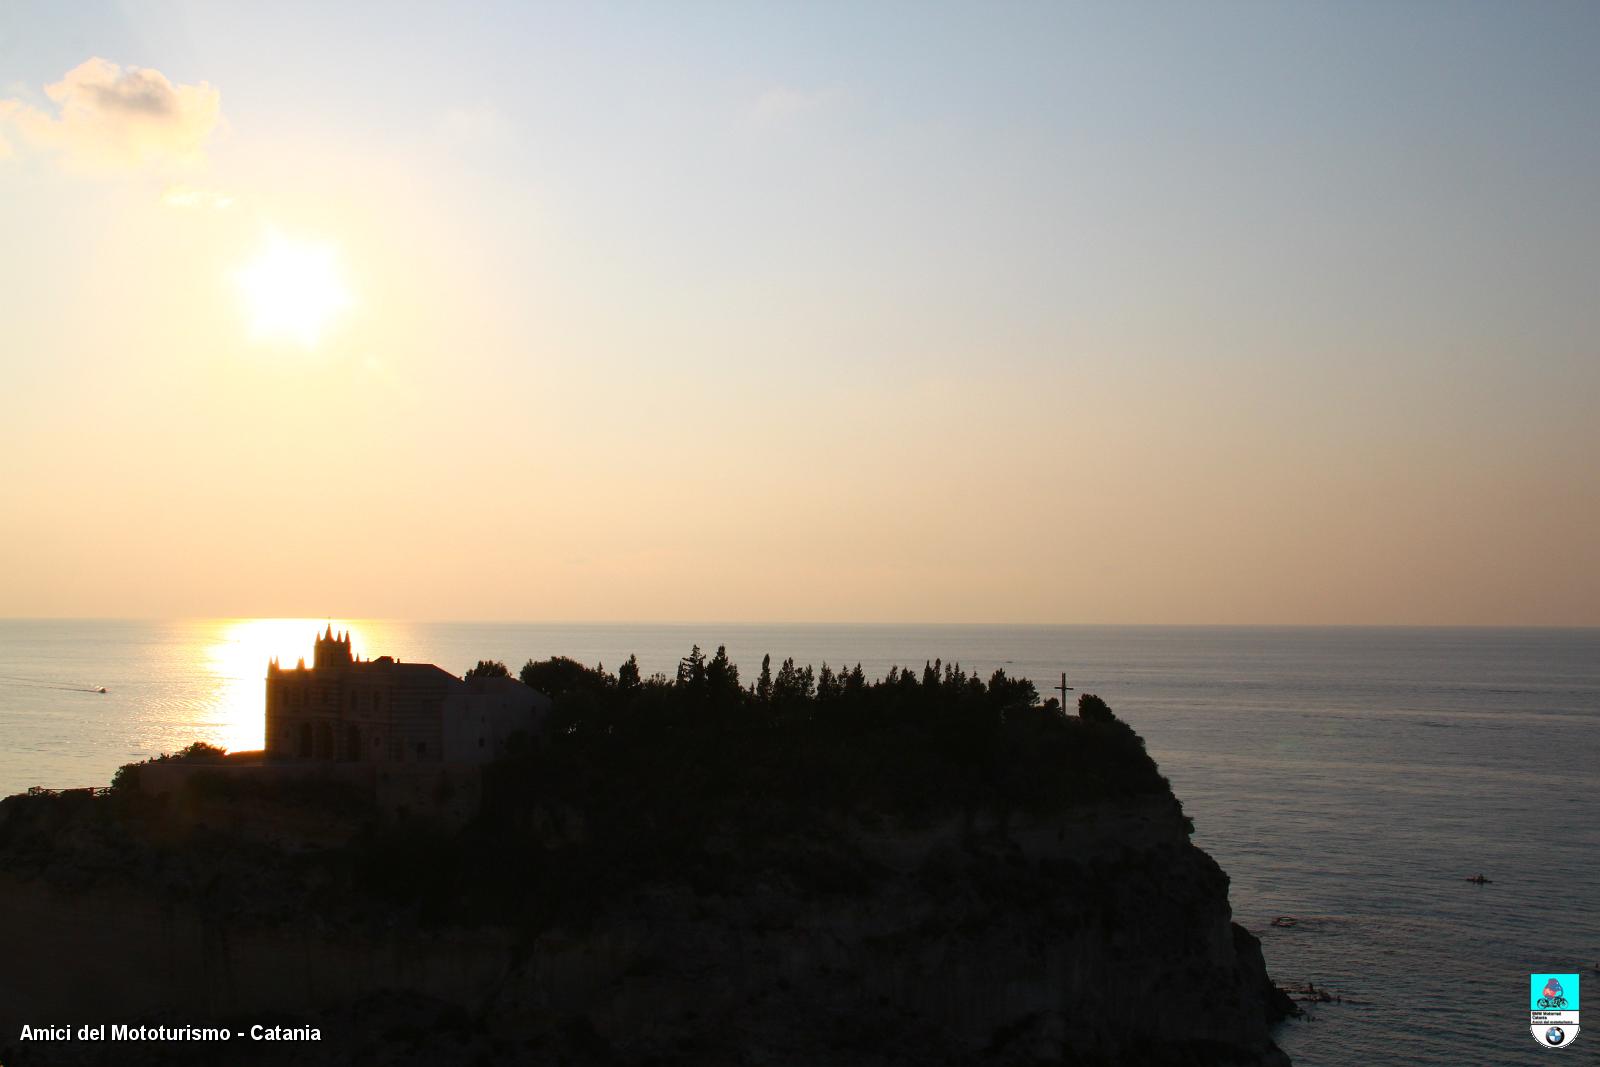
xmin=0 ymin=785 xmax=1289 ymax=1066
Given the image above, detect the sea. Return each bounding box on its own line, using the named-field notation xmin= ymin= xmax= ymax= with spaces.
xmin=1 ymin=619 xmax=1596 ymax=1065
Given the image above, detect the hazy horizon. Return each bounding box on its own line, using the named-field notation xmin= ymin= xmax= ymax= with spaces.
xmin=2 ymin=615 xmax=1597 ymax=631
xmin=4 ymin=3 xmax=1598 ymax=626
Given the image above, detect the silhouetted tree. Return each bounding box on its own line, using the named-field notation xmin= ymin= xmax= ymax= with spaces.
xmin=846 ymin=663 xmax=866 ymax=695
xmin=755 ymin=653 xmax=773 ymax=704
xmin=774 ymin=657 xmax=798 ymax=700
xmin=706 ymin=645 xmax=739 ymax=698
xmin=772 ymin=657 xmax=815 ymax=703
xmin=466 ymin=660 xmax=511 ymax=680
xmin=521 ymin=656 xmax=611 ymax=698
xmin=677 ymin=645 xmax=707 ymax=692
xmin=108 ymin=741 xmax=227 ymax=795
xmin=477 ymin=647 xmax=1172 ymax=849
xmin=817 ymin=663 xmax=843 ymax=702
xmin=174 ymin=741 xmax=228 ymax=760
xmin=987 ymin=668 xmax=1039 ymax=709
xmin=1078 ymin=693 xmax=1115 ymax=724
xmin=617 ymin=654 xmax=641 ymax=692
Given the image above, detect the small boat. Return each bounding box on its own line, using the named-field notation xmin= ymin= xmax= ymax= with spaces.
xmin=97 ymin=687 xmax=107 ymax=694
xmin=1465 ymin=874 xmax=1491 ymax=885
xmin=1271 ymin=916 xmax=1298 ymax=928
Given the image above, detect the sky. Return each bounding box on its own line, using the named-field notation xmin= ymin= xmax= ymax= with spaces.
xmin=2 ymin=1 xmax=1597 ymax=625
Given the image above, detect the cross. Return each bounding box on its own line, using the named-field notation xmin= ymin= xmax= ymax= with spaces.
xmin=1055 ymin=671 xmax=1073 ymax=708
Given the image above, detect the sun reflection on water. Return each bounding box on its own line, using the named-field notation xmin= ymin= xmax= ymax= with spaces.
xmin=203 ymin=619 xmax=374 ymax=753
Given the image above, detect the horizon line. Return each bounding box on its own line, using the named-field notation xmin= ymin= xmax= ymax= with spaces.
xmin=2 ymin=617 xmax=1597 ymax=631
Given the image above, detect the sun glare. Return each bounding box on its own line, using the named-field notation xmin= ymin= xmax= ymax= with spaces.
xmin=236 ymin=230 xmax=351 ymax=348
xmin=204 ymin=619 xmax=377 ymax=752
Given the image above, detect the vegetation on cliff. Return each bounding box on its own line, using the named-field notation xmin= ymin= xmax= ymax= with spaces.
xmin=398 ymin=648 xmax=1185 ymax=924
xmin=504 ymin=646 xmax=1175 ymax=814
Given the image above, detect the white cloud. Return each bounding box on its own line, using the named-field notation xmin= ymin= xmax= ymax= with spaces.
xmin=743 ymin=86 xmax=844 ymax=128
xmin=0 ymin=57 xmax=222 ymax=172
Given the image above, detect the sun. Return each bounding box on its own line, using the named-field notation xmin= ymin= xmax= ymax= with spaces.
xmin=235 ymin=230 xmax=351 ymax=348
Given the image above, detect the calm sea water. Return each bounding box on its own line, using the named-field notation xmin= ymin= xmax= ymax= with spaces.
xmin=1 ymin=620 xmax=1597 ymax=1065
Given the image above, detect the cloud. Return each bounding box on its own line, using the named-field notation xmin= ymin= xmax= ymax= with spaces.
xmin=743 ymin=86 xmax=844 ymax=128
xmin=0 ymin=57 xmax=221 ymax=172
xmin=162 ymin=183 xmax=234 ymax=210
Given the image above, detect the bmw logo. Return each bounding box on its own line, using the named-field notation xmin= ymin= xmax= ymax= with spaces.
xmin=1546 ymin=1026 xmax=1566 ymax=1046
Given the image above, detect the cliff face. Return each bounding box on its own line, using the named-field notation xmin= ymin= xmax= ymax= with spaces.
xmin=0 ymin=789 xmax=1289 ymax=1066
xmin=492 ymin=798 xmax=1290 ymax=1066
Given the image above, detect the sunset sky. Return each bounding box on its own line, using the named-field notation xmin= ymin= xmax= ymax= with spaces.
xmin=3 ymin=2 xmax=1597 ymax=624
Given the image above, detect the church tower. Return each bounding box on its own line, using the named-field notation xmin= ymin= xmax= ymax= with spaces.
xmin=313 ymin=624 xmax=353 ymax=671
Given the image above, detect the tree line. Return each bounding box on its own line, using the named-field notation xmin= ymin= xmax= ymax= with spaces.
xmin=462 ymin=645 xmax=1172 ymax=823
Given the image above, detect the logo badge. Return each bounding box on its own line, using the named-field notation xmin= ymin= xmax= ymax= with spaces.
xmin=1531 ymin=973 xmax=1580 ymax=1049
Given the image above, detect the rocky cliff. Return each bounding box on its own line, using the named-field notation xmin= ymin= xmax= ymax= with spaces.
xmin=0 ymin=782 xmax=1290 ymax=1066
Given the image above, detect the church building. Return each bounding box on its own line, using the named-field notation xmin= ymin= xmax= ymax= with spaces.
xmin=264 ymin=627 xmax=549 ymax=765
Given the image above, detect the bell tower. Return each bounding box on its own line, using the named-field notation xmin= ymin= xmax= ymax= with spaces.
xmin=313 ymin=624 xmax=353 ymax=671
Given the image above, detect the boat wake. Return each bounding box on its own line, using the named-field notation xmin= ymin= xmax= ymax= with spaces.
xmin=0 ymin=673 xmax=107 ymax=694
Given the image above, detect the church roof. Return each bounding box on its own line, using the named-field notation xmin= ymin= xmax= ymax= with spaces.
xmin=353 ymin=658 xmax=459 ymax=685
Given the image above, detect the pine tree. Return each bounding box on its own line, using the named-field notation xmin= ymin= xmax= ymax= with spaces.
xmin=774 ymin=657 xmax=800 ymax=701
xmin=677 ymin=645 xmax=707 ymax=689
xmin=817 ymin=663 xmax=840 ymax=701
xmin=707 ymin=644 xmax=739 ymax=697
xmin=846 ymin=663 xmax=866 ymax=694
xmin=755 ymin=653 xmax=773 ymax=704
xmin=618 ymin=654 xmax=641 ymax=691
